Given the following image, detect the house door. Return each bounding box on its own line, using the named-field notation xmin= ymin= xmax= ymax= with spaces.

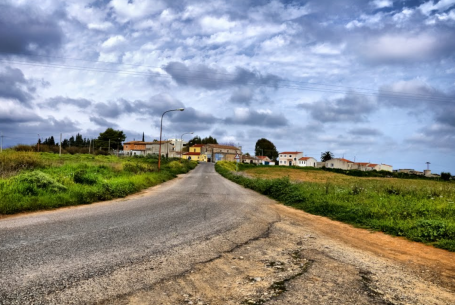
xmin=289 ymin=161 xmax=292 ymax=166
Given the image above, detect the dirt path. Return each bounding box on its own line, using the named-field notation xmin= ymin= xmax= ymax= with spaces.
xmin=115 ymin=203 xmax=455 ymax=305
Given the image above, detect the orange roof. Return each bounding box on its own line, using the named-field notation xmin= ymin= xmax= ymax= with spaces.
xmin=124 ymin=141 xmax=155 ymax=145
xmin=193 ymin=144 xmax=205 ymax=147
xmin=336 ymin=158 xmax=354 ymax=163
xmin=257 ymin=156 xmax=270 ymax=160
xmin=207 ymin=144 xmax=238 ymax=150
xmin=183 ymin=152 xmax=201 ymax=156
xmin=368 ymin=164 xmax=378 ymax=167
xmin=280 ymin=152 xmax=302 ymax=155
xmin=354 ymin=162 xmax=370 ymax=166
xmin=298 ymin=157 xmax=314 ymax=161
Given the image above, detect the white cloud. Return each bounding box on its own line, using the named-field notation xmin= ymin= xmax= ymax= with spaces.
xmin=109 ymin=0 xmax=166 ymax=23
xmin=199 ymin=15 xmax=237 ymax=34
xmin=419 ymin=0 xmax=455 ymax=15
xmin=362 ymin=33 xmax=439 ymax=62
xmin=101 ymin=35 xmax=126 ymax=50
xmin=370 ymin=0 xmax=394 ymax=9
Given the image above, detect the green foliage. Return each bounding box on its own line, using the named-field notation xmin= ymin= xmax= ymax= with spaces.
xmin=188 ymin=135 xmax=218 ymax=146
xmin=320 ymin=151 xmax=334 ymax=162
xmin=441 ymin=172 xmax=452 ymax=181
xmin=0 ymin=153 xmax=197 ymax=214
xmin=216 ymin=161 xmax=455 ymax=252
xmin=254 ymin=138 xmax=278 ymax=161
xmin=96 ymin=128 xmax=126 ymax=151
xmin=11 ymin=171 xmax=66 ymax=195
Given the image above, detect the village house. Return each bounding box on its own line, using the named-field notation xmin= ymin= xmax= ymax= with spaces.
xmin=123 ymin=141 xmax=152 ymax=156
xmin=182 ymin=144 xmax=207 ymax=162
xmin=145 ymin=141 xmax=176 ymax=157
xmin=257 ymin=156 xmax=275 ymax=165
xmin=324 ymin=158 xmax=355 ymax=170
xmin=242 ymin=155 xmax=260 ymax=164
xmin=297 ymin=157 xmax=318 ymax=167
xmin=278 ymin=152 xmax=303 ymax=166
xmin=197 ymin=144 xmax=241 ymax=162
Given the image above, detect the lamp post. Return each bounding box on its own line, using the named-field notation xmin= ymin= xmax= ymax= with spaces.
xmin=158 ymin=108 xmax=184 ymax=171
xmin=180 ymin=132 xmax=194 ymax=159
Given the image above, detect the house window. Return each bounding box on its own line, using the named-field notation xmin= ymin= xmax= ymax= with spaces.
xmin=280 ymin=154 xmax=282 ymax=157
xmin=294 ymin=158 xmax=296 ymax=161
xmin=289 ymin=155 xmax=291 ymax=157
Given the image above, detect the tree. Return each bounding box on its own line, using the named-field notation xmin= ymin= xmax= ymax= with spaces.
xmin=254 ymin=138 xmax=278 ymax=161
xmin=96 ymin=128 xmax=126 ymax=151
xmin=321 ymin=151 xmax=334 ymax=162
xmin=441 ymin=172 xmax=452 ymax=181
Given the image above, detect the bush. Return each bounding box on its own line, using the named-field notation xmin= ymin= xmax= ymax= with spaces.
xmin=441 ymin=172 xmax=452 ymax=181
xmin=73 ymin=169 xmax=98 ymax=185
xmin=11 ymin=171 xmax=66 ymax=195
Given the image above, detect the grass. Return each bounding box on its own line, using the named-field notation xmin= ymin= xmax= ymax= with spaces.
xmin=0 ymin=150 xmax=197 ymax=214
xmin=216 ymin=162 xmax=455 ymax=252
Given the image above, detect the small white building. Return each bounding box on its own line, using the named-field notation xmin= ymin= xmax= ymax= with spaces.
xmin=257 ymin=156 xmax=275 ymax=165
xmin=297 ymin=157 xmax=318 ymax=167
xmin=278 ymin=151 xmax=303 ymax=166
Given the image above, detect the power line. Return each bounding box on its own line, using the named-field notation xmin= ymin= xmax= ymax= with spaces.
xmin=1 ymin=56 xmax=453 ymax=103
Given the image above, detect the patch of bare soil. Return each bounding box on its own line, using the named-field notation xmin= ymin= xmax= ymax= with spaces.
xmin=118 ymin=204 xmax=455 ymax=305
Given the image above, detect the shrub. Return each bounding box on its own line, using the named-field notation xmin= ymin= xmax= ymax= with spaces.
xmin=11 ymin=171 xmax=66 ymax=195
xmin=441 ymin=172 xmax=452 ymax=181
xmin=73 ymin=169 xmax=98 ymax=185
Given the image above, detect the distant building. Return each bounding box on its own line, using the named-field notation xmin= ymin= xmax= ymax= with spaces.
xmin=278 ymin=152 xmax=303 ymax=166
xmin=257 ymin=156 xmax=275 ymax=165
xmin=297 ymin=157 xmax=317 ymax=167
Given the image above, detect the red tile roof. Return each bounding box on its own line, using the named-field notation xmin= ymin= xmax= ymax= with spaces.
xmin=207 ymin=144 xmax=239 ymax=150
xmin=368 ymin=164 xmax=378 ymax=167
xmin=193 ymin=144 xmax=205 ymax=147
xmin=336 ymin=158 xmax=354 ymax=163
xmin=280 ymin=152 xmax=302 ymax=155
xmin=354 ymin=162 xmax=370 ymax=166
xmin=257 ymin=156 xmax=270 ymax=160
xmin=183 ymin=152 xmax=201 ymax=156
xmin=298 ymin=157 xmax=314 ymax=161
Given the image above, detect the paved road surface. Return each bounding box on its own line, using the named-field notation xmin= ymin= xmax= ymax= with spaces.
xmin=0 ymin=163 xmax=278 ymax=304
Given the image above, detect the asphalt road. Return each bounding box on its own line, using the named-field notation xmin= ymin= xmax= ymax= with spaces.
xmin=0 ymin=163 xmax=278 ymax=304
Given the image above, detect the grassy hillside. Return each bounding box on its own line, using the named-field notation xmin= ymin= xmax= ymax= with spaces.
xmin=216 ymin=162 xmax=455 ymax=252
xmin=0 ymin=151 xmax=197 ymax=214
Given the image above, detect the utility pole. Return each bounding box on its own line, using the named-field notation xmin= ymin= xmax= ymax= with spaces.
xmin=59 ymin=133 xmax=62 ymax=156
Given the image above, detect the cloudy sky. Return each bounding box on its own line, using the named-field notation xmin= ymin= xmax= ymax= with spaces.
xmin=1 ymin=0 xmax=454 ymax=173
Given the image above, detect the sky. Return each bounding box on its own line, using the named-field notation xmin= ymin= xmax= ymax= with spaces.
xmin=0 ymin=0 xmax=454 ymax=174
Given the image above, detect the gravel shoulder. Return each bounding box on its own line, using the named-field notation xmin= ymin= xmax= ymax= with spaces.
xmin=118 ymin=202 xmax=455 ymax=305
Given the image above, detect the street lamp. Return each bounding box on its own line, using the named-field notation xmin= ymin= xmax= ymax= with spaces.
xmin=180 ymin=132 xmax=194 ymax=160
xmin=158 ymin=108 xmax=184 ymax=171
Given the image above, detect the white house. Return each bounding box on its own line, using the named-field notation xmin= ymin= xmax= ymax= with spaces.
xmin=324 ymin=158 xmax=355 ymax=170
xmin=297 ymin=157 xmax=318 ymax=167
xmin=257 ymin=156 xmax=275 ymax=165
xmin=278 ymin=151 xmax=303 ymax=166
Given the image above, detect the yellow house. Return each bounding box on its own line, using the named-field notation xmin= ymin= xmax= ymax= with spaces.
xmin=182 ymin=144 xmax=207 ymax=162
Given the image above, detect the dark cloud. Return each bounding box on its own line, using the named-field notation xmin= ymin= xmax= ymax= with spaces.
xmin=43 ymin=96 xmax=92 ymax=108
xmin=299 ymin=91 xmax=377 ymax=123
xmin=163 ymin=62 xmax=282 ymax=90
xmin=0 ymin=3 xmax=63 ymax=56
xmin=348 ymin=127 xmax=382 ymax=136
xmin=406 ymin=124 xmax=455 ymax=150
xmin=0 ymin=108 xmax=41 ymax=124
xmin=0 ymin=66 xmax=35 ymax=105
xmin=378 ymin=79 xmax=455 ymax=127
xmin=89 ymin=116 xmax=119 ymax=128
xmin=229 ymin=86 xmax=254 ymax=105
xmin=94 ymin=101 xmax=125 ymax=118
xmin=225 ymin=109 xmax=288 ymax=127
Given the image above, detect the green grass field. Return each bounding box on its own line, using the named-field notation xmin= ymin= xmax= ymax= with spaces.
xmin=216 ymin=162 xmax=455 ymax=252
xmin=0 ymin=151 xmax=197 ymax=214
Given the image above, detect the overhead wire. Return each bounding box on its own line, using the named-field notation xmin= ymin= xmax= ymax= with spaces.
xmin=0 ymin=55 xmax=453 ymax=103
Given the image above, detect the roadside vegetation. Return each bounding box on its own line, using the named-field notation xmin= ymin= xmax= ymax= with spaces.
xmin=0 ymin=150 xmax=197 ymax=214
xmin=216 ymin=162 xmax=455 ymax=252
